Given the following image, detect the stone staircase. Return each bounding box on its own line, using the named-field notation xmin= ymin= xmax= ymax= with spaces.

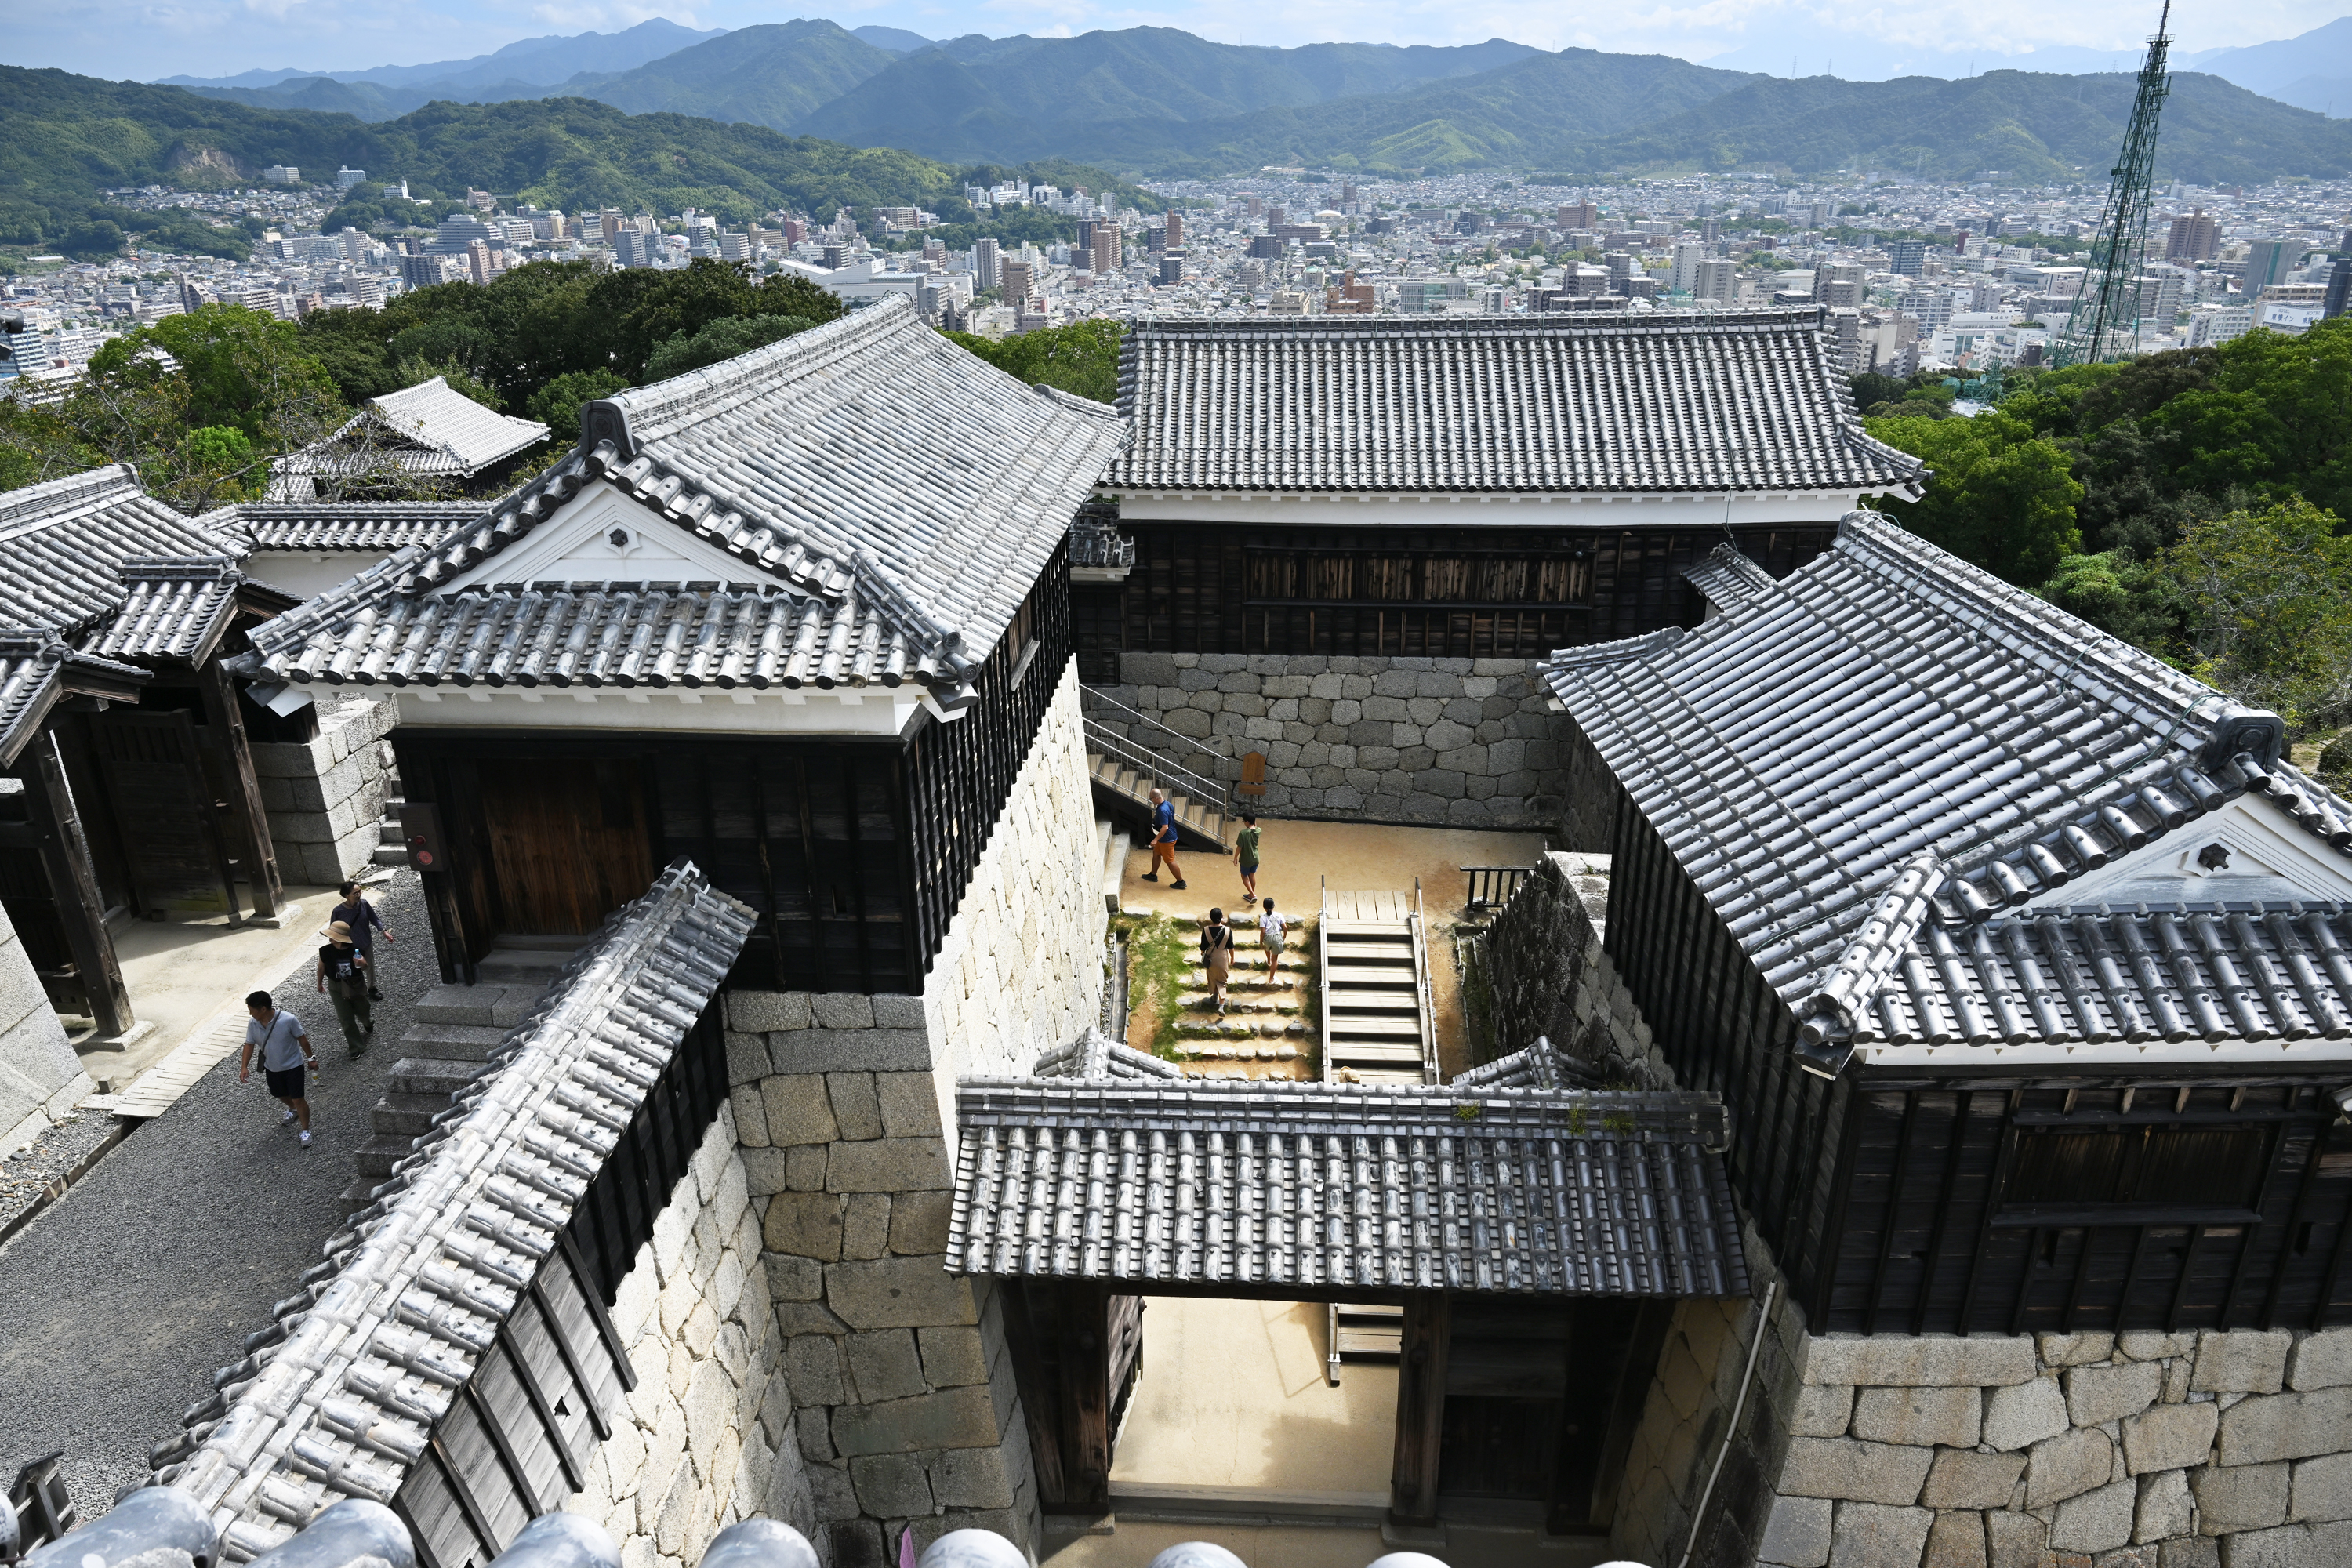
xmin=336 ymin=936 xmax=583 ymax=1215
xmin=1164 ymin=920 xmax=1314 ymax=1078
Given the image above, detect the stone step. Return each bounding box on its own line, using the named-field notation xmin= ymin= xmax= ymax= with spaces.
xmin=1173 ymin=992 xmax=1301 ymax=1014
xmin=376 ymin=818 xmax=405 ymax=847
xmin=373 ymin=1090 xmax=456 ymax=1139
xmin=337 ymin=1175 xmax=383 ymax=1217
xmin=353 ymin=1131 xmax=417 ymax=1178
xmin=389 ymin=1056 xmax=480 ymax=1099
xmin=1172 ymin=1018 xmax=1312 ymax=1040
xmin=369 ymin=843 xmax=410 ymax=869
xmin=1173 ymin=1041 xmax=1306 ymax=1062
xmin=415 ymin=983 xmax=540 ymax=1028
xmin=397 ymin=1022 xmax=510 ymax=1062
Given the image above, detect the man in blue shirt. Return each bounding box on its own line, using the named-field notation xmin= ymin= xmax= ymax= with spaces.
xmin=1142 ymin=788 xmax=1186 ymax=890
xmin=239 ymin=989 xmax=318 ymax=1147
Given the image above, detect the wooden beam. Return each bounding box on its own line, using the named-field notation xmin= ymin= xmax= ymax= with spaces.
xmin=18 ymin=731 xmax=132 ymax=1036
xmin=999 ymin=1283 xmax=1069 ymax=1512
xmin=1389 ymin=1292 xmax=1450 ymax=1529
xmin=198 ymin=659 xmax=280 ymax=920
xmin=1055 ymin=1279 xmax=1113 ymax=1512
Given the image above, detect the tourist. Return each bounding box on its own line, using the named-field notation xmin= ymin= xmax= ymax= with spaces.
xmin=239 ymin=989 xmax=318 ymax=1147
xmin=331 ymin=880 xmax=394 ymax=1000
xmin=316 ymin=920 xmax=375 ymax=1054
xmin=1200 ymin=908 xmax=1236 ymax=1013
xmin=1232 ymin=815 xmax=1261 ymax=899
xmin=1142 ymin=788 xmax=1186 ymax=889
xmin=1258 ymin=897 xmax=1287 ymax=978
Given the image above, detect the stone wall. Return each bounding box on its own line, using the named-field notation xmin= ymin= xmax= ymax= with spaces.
xmin=562 ymin=1105 xmax=819 ymax=1566
xmin=251 ymin=695 xmax=396 ymax=886
xmin=716 ymin=660 xmax=1109 ymax=1566
xmin=0 ymin=900 xmax=92 ymax=1158
xmin=1488 ymin=858 xmax=2352 ymax=1568
xmin=1106 ymin=651 xmax=1561 ymax=828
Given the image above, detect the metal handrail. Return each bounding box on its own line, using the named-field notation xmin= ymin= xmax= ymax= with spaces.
xmin=1081 ymin=685 xmax=1231 ymax=779
xmin=1083 ymin=717 xmax=1228 ymax=815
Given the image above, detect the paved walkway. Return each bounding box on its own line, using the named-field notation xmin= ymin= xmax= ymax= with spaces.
xmin=0 ymin=873 xmax=437 ymax=1520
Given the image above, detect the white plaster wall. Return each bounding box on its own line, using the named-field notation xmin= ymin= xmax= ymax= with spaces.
xmin=564 ymin=1105 xmax=817 ymax=1566
xmin=0 ymin=901 xmax=91 ymax=1158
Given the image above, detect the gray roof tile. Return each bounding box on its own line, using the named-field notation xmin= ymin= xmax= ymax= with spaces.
xmin=0 ymin=466 xmax=240 ymax=641
xmin=272 ymin=378 xmax=547 ymax=487
xmin=1106 ymin=309 xmax=1927 ymax=497
xmin=208 ymin=502 xmax=488 ymax=554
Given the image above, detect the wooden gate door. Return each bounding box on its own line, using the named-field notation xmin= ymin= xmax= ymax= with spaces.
xmin=476 ymin=758 xmax=655 ymax=936
xmin=89 ymin=710 xmax=236 ymax=919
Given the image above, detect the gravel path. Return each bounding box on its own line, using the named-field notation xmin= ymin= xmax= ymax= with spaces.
xmin=0 ymin=870 xmax=438 ymax=1522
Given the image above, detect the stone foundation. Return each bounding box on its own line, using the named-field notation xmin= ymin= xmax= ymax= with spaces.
xmin=0 ymin=902 xmax=92 ymax=1157
xmin=718 ymin=659 xmax=1107 ymax=1564
xmin=250 ymin=695 xmax=396 ymax=886
xmin=562 ymin=1105 xmax=818 ymax=1565
xmin=1486 ymin=855 xmax=2352 ymax=1568
xmin=1107 ymin=651 xmax=1560 ymax=827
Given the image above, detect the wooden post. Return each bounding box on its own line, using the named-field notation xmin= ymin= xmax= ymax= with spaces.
xmin=1055 ymin=1280 xmax=1113 ymax=1513
xmin=198 ymin=659 xmax=280 ymax=920
xmin=1390 ymin=1292 xmax=1450 ymax=1529
xmin=998 ymin=1283 xmax=1070 ymax=1512
xmin=20 ymin=731 xmax=133 ymax=1037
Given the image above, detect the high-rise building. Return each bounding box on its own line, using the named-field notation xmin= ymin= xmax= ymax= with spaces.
xmin=466 ymin=240 xmax=495 ymax=285
xmin=1002 ymin=260 xmax=1034 ymax=306
xmin=820 ymin=242 xmax=850 ymax=270
xmin=1265 ymin=205 xmax=1288 ymax=229
xmin=1693 ymin=259 xmax=1738 ymax=303
xmin=720 ymin=232 xmax=752 ymax=263
xmin=1700 ymin=218 xmax=1722 ymax=244
xmin=2165 ymin=209 xmax=2219 ymax=262
xmin=1558 ymin=201 xmax=1599 ymax=229
xmin=1887 ymin=241 xmax=1927 ymax=276
xmin=974 ymin=238 xmax=1001 ymax=291
xmin=615 ymin=227 xmax=662 ymax=269
xmin=336 ymin=166 xmax=367 ymax=188
xmin=1671 ymin=241 xmax=1704 ymax=294
xmin=1159 ymin=253 xmax=1185 ymax=286
xmin=2242 ymin=238 xmax=2297 ymax=293
xmin=1164 ymin=212 xmax=1184 ymax=248
xmin=1091 ymin=227 xmax=1120 ymax=277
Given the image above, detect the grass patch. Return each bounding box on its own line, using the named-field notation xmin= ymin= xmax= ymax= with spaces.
xmin=1452 ymin=925 xmax=1497 ymax=1068
xmin=1112 ymin=909 xmax=1195 ymax=1058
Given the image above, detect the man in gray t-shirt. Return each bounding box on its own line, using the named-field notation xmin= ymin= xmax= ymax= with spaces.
xmin=240 ymin=989 xmax=318 ymax=1145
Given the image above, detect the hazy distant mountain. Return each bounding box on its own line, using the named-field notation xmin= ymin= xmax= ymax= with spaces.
xmin=791 ymin=29 xmax=1545 ymax=156
xmin=162 ymin=20 xmax=725 ymax=93
xmin=850 ymin=26 xmax=937 ymax=54
xmin=2185 ymin=16 xmax=2352 ymax=114
xmin=549 ymin=20 xmax=898 ymax=129
xmin=183 ymin=76 xmax=430 ymax=120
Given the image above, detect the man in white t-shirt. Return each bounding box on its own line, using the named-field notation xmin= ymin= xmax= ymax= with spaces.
xmin=1257 ymin=898 xmax=1287 ymax=978
xmin=239 ymin=989 xmax=318 ymax=1146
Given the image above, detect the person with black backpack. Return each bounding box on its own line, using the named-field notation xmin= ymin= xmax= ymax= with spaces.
xmin=316 ymin=920 xmax=375 ymax=1055
xmin=1200 ymin=907 xmax=1236 ymax=1015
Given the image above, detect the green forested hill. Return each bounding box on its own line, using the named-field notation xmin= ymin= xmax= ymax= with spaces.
xmin=548 ymin=20 xmax=899 ymax=129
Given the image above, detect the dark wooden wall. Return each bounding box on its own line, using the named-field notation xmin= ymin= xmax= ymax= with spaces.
xmin=397 ymin=553 xmax=1069 ymax=996
xmin=1082 ymin=521 xmax=1834 ymax=664
xmin=1601 ymin=773 xmax=2352 ymax=1334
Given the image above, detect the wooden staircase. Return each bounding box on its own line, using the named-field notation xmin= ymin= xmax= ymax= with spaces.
xmin=1085 ymin=746 xmax=1229 ymax=851
xmin=1318 ymin=884 xmax=1438 ymax=1086
xmin=1325 ymin=1303 xmax=1405 ymax=1385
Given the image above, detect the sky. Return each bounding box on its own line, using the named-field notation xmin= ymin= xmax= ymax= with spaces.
xmin=7 ymin=0 xmax=2342 ymax=88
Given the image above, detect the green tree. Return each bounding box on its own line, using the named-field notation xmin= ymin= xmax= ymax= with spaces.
xmin=1867 ymin=408 xmax=2085 ymax=584
xmin=2161 ymin=499 xmax=2352 ymax=728
xmin=643 ymin=315 xmax=818 ymax=382
xmin=941 ymin=318 xmax=1122 ymax=405
xmin=2038 ymin=548 xmax=2183 ymax=650
xmin=527 ymin=368 xmax=631 ymax=437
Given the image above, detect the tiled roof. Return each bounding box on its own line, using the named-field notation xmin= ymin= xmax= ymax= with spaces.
xmin=0 ymin=633 xmax=149 ymax=768
xmin=1449 ymin=1036 xmax=1605 ymax=1091
xmin=1682 ymin=546 xmax=1778 ymax=615
xmin=0 ymin=466 xmax=238 ymax=641
xmin=232 ymin=300 xmax=1125 ymax=705
xmin=1032 ymin=1027 xmax=1185 ymax=1081
xmin=274 ymin=377 xmax=547 ymax=482
xmin=88 ymin=558 xmax=293 ymax=665
xmin=1105 ymin=310 xmax=1927 ymax=497
xmin=1541 ymin=518 xmax=2352 ymax=1069
xmin=208 ymin=502 xmax=488 ymax=554
xmin=151 ymin=862 xmax=754 ymax=1560
xmin=946 ymin=1078 xmax=1745 ymax=1298
xmin=237 ymin=579 xmax=956 ymax=693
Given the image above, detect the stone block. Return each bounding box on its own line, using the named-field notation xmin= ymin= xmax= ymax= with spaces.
xmin=2193 ymin=1459 xmax=2288 ymax=1531
xmin=927 ymin=1448 xmax=1014 ymax=1512
xmin=847 ymin=1330 xmax=927 ymax=1403
xmin=826 ymin=1073 xmax=884 ymax=1141
xmin=2288 ymin=1452 xmax=2352 ymax=1523
xmin=887 ymin=1191 xmax=951 ymax=1257
xmin=1778 ymin=1438 xmax=1933 ymax=1504
xmin=762 ymin=1193 xmax=842 ymax=1261
xmin=829 ymin=1385 xmax=1001 ymax=1457
xmin=2220 ymin=1522 xmax=2352 ymax=1566
xmin=1790 ymin=1384 xmax=1857 ymax=1438
xmin=773 ymin=1029 xmax=932 ymax=1074
xmin=840 ymin=1193 xmax=891 ymax=1261
xmin=2157 ymin=1539 xmax=2217 ymax=1568
xmin=826 ymin=1256 xmax=979 ymax=1331
xmin=2042 ymin=1332 xmax=2119 ymax=1367
xmin=1984 ymin=1377 xmax=2072 ymax=1451
xmin=1760 ymin=1494 xmax=1837 ymax=1567
xmin=761 ymin=1076 xmax=837 ymax=1146
xmin=875 ymin=1073 xmax=942 ymax=1137
xmin=2218 ymin=1388 xmax=2352 ymax=1466
xmin=2024 ymin=1427 xmax=2116 ymax=1510
xmin=728 ymin=992 xmax=813 ymax=1032
xmin=2050 ymin=1478 xmax=2136 ymax=1554
xmin=2287 ymin=1329 xmax=2352 ymax=1392
xmin=1799 ymin=1335 xmax=2038 ymax=1389
xmin=2135 ymin=1467 xmax=2194 ymax=1544
xmin=917 ymin=1326 xmax=989 ymax=1389
xmin=2192 ymin=1330 xmax=2292 ymax=1395
xmin=1985 ymin=1512 xmax=2045 ymax=1568
xmin=826 ymin=1138 xmax=951 ymax=1193
xmin=1922 ymin=1512 xmax=1987 ymax=1568
xmin=2121 ymin=1402 xmax=2217 ymax=1475
xmin=1853 ymin=1385 xmax=1981 ymax=1448
xmin=2118 ymin=1333 xmax=2198 ymax=1363
xmin=1923 ymin=1449 xmax=2028 ymax=1509
xmin=2068 ymin=1361 xmax=2165 ymax=1428
xmin=873 ymin=994 xmax=924 ymax=1030
xmin=768 ymin=1255 xmax=822 ymax=1303
xmin=1827 ymin=1501 xmax=1932 ymax=1567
